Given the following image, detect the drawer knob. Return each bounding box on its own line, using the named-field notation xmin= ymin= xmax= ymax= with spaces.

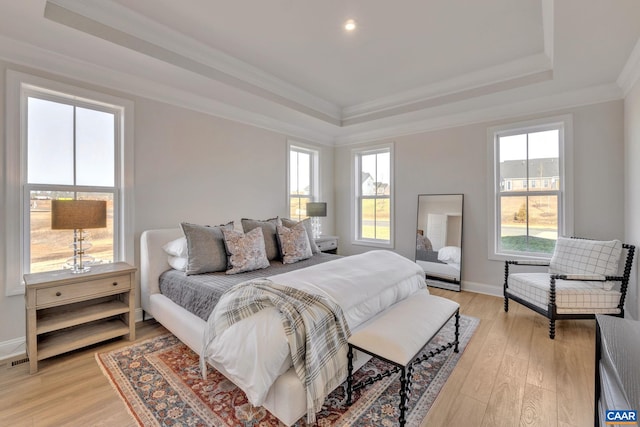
xmin=112 ymin=282 xmax=118 ymax=286
xmin=55 ymin=291 xmax=62 ymax=297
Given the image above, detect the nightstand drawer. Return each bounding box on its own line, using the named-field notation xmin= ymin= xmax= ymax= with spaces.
xmin=316 ymin=239 xmax=337 ymax=252
xmin=36 ymin=275 xmax=131 ymax=306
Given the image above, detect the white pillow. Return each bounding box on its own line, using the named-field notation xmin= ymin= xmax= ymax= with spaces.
xmin=168 ymin=256 xmax=187 ymax=271
xmin=162 ymin=237 xmax=187 ymax=258
xmin=438 ymin=246 xmax=461 ymax=264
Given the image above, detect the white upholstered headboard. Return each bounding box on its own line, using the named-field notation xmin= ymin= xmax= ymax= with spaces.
xmin=140 ymin=228 xmax=182 ymax=313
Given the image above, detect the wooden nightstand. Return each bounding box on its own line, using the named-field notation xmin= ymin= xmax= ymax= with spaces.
xmin=23 ymin=262 xmax=137 ymax=374
xmin=315 ymin=235 xmax=339 ymax=254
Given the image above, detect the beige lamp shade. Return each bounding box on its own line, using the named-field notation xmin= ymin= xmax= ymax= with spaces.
xmin=51 ymin=200 xmax=107 ymax=230
xmin=306 ymin=202 xmax=327 ymax=217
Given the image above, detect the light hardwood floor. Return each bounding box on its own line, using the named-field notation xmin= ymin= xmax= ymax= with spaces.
xmin=0 ymin=289 xmax=595 ymax=427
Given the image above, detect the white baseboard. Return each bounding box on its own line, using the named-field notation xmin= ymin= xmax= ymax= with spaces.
xmin=0 ymin=308 xmax=152 ymax=362
xmin=0 ymin=336 xmax=26 ymax=362
xmin=461 ymin=280 xmax=503 ymax=298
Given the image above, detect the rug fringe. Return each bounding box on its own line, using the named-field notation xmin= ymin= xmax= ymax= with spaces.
xmin=95 ymin=352 xmax=144 ymax=427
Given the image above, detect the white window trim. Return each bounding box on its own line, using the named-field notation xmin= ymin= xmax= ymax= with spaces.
xmin=286 ymin=140 xmax=319 ymax=219
xmin=486 ymin=115 xmax=573 ymax=262
xmin=351 ymin=142 xmax=395 ymax=249
xmin=3 ymin=70 xmax=135 ymax=296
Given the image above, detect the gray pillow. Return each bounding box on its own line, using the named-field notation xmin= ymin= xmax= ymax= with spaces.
xmin=281 ymin=217 xmax=320 ymax=254
xmin=222 ymin=227 xmax=270 ymax=274
xmin=277 ymin=223 xmax=313 ymax=264
xmin=180 ymin=222 xmax=234 ymax=275
xmin=241 ymin=217 xmax=281 ymax=260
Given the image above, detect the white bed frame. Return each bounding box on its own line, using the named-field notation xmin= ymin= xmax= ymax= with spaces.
xmin=140 ymin=228 xmax=370 ymax=426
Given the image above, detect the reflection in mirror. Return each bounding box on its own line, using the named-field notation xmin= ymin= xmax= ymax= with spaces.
xmin=415 ymin=194 xmax=463 ymax=291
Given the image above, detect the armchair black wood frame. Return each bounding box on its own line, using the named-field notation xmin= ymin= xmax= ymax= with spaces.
xmin=503 ymin=240 xmax=635 ymax=339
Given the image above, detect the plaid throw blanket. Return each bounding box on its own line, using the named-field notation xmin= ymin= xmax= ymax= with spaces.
xmin=201 ymin=278 xmax=351 ymax=423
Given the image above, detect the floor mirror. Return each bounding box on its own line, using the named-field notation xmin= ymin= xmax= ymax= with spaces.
xmin=415 ymin=194 xmax=463 ymax=291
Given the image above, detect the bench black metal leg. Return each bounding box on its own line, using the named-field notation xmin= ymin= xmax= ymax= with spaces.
xmin=454 ymin=310 xmax=460 ymax=353
xmin=346 ymin=345 xmax=354 ymax=405
xmin=399 ymin=365 xmax=408 ymax=426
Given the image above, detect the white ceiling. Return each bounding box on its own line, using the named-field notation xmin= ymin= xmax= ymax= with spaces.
xmin=0 ymin=0 xmax=639 ymax=144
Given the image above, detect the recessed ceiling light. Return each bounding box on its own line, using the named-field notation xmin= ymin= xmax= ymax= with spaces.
xmin=344 ymin=19 xmax=356 ymax=32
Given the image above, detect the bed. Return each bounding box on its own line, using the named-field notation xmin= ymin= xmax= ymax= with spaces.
xmin=415 ymin=246 xmax=461 ymax=283
xmin=140 ymin=227 xmax=428 ymax=426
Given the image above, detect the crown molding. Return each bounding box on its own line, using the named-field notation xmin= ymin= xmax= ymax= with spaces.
xmin=0 ymin=33 xmax=624 ymax=149
xmin=617 ymin=36 xmax=640 ymax=96
xmin=46 ymin=0 xmax=558 ymax=128
xmin=542 ymin=0 xmax=554 ymax=65
xmin=342 ymin=53 xmax=552 ymax=123
xmin=334 ymin=83 xmax=623 ymax=146
xmin=45 ymin=0 xmax=342 ymax=124
xmin=0 ymin=34 xmax=335 ymax=145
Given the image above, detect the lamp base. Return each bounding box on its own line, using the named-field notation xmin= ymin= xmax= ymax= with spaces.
xmin=69 ymin=265 xmax=92 ymax=274
xmin=311 ymin=217 xmax=322 ymax=239
xmin=64 ymin=229 xmax=95 ymax=274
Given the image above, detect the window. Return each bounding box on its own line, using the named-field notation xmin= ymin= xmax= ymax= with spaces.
xmin=488 ymin=116 xmax=573 ymax=259
xmin=4 ymin=71 xmax=134 ymax=295
xmin=288 ymin=143 xmax=318 ymax=220
xmin=353 ymin=144 xmax=393 ymax=247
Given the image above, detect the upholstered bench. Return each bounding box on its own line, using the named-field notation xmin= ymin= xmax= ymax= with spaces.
xmin=346 ymin=292 xmax=460 ymax=426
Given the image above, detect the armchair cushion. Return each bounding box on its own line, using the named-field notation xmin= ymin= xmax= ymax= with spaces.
xmin=507 ymin=272 xmax=622 ymax=314
xmin=549 ymin=237 xmax=622 ymax=277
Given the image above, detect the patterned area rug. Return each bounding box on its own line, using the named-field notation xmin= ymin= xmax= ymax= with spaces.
xmin=97 ymin=315 xmax=478 ymax=427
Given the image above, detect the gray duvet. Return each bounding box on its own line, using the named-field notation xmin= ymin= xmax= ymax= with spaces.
xmin=159 ymin=253 xmax=341 ymax=320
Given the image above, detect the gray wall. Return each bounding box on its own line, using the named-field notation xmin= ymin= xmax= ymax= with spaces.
xmin=335 ymin=101 xmax=625 ymax=295
xmin=0 ymin=60 xmax=335 ymax=346
xmin=625 ymin=80 xmax=640 ymax=320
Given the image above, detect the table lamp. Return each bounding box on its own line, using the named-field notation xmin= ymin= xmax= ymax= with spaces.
xmin=51 ymin=200 xmax=107 ymax=273
xmin=306 ymin=202 xmax=327 ymax=239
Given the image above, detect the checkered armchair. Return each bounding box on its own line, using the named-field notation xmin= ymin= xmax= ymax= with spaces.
xmin=504 ymin=237 xmax=635 ymax=339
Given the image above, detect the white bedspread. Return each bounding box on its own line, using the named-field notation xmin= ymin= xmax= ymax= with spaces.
xmin=201 ymin=250 xmax=427 ymax=408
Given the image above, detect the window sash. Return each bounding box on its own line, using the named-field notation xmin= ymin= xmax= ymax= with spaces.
xmin=488 ymin=115 xmax=572 ymax=261
xmin=23 ymin=184 xmax=119 ymax=274
xmin=353 ymin=144 xmax=393 ymax=247
xmin=4 ymin=70 xmax=133 ymax=296
xmin=22 ymin=91 xmax=120 ymax=276
xmin=496 ymin=191 xmax=561 ymax=256
xmin=288 ymin=143 xmax=318 ymax=221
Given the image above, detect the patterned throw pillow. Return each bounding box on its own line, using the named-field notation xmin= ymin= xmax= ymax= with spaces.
xmin=241 ymin=217 xmax=282 ymax=261
xmin=280 ymin=217 xmax=320 ymax=254
xmin=276 ymin=223 xmax=313 ymax=264
xmin=180 ymin=222 xmax=234 ymax=275
xmin=222 ymin=227 xmax=270 ymax=274
xmin=549 ymin=237 xmax=622 ymax=276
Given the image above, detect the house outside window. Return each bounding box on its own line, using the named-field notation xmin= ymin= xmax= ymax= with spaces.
xmin=352 ymin=143 xmax=394 ymax=247
xmin=488 ymin=116 xmax=573 ymax=259
xmin=4 ymin=71 xmax=133 ymax=295
xmin=288 ymin=143 xmax=318 ymax=221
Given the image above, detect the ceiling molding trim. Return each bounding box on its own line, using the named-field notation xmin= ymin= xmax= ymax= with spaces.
xmin=342 ymin=68 xmax=553 ymax=126
xmin=617 ymin=36 xmax=640 ymax=96
xmin=0 ymin=34 xmax=335 ymax=146
xmin=541 ymin=0 xmax=554 ymax=65
xmin=45 ymin=0 xmax=342 ymax=124
xmin=334 ymin=83 xmax=623 ymax=146
xmin=341 ymin=53 xmax=553 ymax=122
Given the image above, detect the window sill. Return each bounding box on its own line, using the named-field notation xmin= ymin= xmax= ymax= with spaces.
xmin=352 ymin=239 xmax=394 ymax=249
xmin=489 ymin=252 xmax=551 ymax=263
